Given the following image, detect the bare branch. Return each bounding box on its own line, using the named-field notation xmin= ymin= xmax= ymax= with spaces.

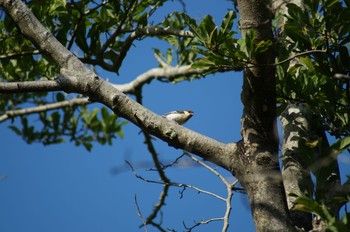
xmin=183 ymin=218 xmax=224 ymax=231
xmin=185 ymin=152 xmax=230 ymax=186
xmin=0 ymin=98 xmax=89 ymax=122
xmin=134 ymin=194 xmax=148 ymax=232
xmin=185 ymin=152 xmax=237 ymax=232
xmin=127 ymin=152 xmax=239 ymax=232
xmin=334 ymin=73 xmax=350 ymax=80
xmin=140 ymin=126 xmax=170 ymax=225
xmin=280 ymin=103 xmax=313 ymax=230
xmin=0 ymin=80 xmax=61 ymax=93
xmin=272 ymin=49 xmax=326 ymax=67
xmin=125 ymin=160 xmax=226 ymax=201
xmin=114 ymin=64 xmax=204 ymax=94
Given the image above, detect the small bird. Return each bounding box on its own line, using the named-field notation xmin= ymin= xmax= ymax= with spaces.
xmin=163 ymin=110 xmax=194 ymax=125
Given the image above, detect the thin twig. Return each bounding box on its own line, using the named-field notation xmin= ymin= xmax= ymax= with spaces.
xmin=134 ymin=89 xmax=171 ymax=228
xmin=273 ymin=49 xmax=326 ymax=66
xmin=134 ymin=194 xmax=148 ymax=232
xmin=184 ymin=152 xmax=241 ymax=232
xmin=184 ymin=152 xmax=230 ymax=186
xmin=183 ymin=218 xmax=224 ymax=231
xmin=125 ymin=160 xmax=226 ymax=200
xmin=0 ymin=50 xmax=40 ymax=60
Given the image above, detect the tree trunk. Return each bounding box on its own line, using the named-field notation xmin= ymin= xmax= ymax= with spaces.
xmin=235 ymin=1 xmax=295 ymax=231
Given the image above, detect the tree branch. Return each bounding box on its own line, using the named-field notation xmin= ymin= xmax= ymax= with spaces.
xmin=0 ymin=80 xmax=61 ymax=93
xmin=0 ymin=98 xmax=89 ymax=123
xmin=0 ymin=49 xmax=40 ymax=60
xmin=134 ymin=194 xmax=148 ymax=232
xmin=126 ymin=152 xmax=239 ymax=232
xmin=0 ymin=59 xmax=203 ymax=122
xmin=0 ymin=0 xmax=237 ymax=171
xmin=114 ymin=59 xmax=204 ymax=94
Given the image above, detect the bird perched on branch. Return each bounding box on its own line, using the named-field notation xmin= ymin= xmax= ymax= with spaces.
xmin=163 ymin=110 xmax=194 ymax=125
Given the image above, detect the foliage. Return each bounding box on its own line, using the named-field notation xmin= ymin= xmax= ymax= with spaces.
xmin=292 ymin=194 xmax=350 ymax=232
xmin=276 ymin=0 xmax=350 ymax=138
xmin=8 ymin=103 xmax=126 ymax=151
xmin=181 ymin=10 xmax=246 ymax=74
xmin=275 ymin=0 xmax=350 ymax=227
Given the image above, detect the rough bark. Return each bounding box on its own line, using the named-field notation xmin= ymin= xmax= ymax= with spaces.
xmin=280 ymin=104 xmax=313 ymax=230
xmin=236 ymin=0 xmax=295 ymax=231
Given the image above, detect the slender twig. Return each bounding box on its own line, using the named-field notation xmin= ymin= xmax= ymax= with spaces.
xmin=133 ymin=88 xmax=173 ymax=229
xmin=0 ymin=50 xmax=40 ymax=60
xmin=127 ymin=164 xmax=226 ymax=201
xmin=184 ymin=152 xmax=240 ymax=232
xmin=0 ymin=98 xmax=89 ymax=122
xmin=273 ymin=49 xmax=326 ymax=66
xmin=126 ymin=151 xmax=240 ymax=232
xmin=184 ymin=152 xmax=230 ymax=186
xmin=244 ymin=49 xmax=327 ymax=68
xmin=134 ymin=194 xmax=148 ymax=232
xmin=334 ymin=73 xmax=350 ymax=80
xmin=183 ymin=218 xmax=224 ymax=231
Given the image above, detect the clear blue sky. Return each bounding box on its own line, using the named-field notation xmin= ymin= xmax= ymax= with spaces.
xmin=0 ymin=1 xmax=349 ymax=232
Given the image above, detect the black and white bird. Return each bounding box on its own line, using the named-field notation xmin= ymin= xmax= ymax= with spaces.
xmin=163 ymin=110 xmax=194 ymax=125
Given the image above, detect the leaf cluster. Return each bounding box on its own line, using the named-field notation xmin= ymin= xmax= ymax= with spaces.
xmin=292 ymin=194 xmax=350 ymax=232
xmin=8 ymin=95 xmax=126 ymax=151
xmin=276 ymin=0 xmax=350 ymax=138
xmin=182 ymin=10 xmax=246 ymax=74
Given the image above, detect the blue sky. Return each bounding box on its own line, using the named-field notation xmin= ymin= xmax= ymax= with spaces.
xmin=0 ymin=1 xmax=349 ymax=232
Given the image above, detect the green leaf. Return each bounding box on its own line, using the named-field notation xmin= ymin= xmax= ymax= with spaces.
xmin=328 ymin=136 xmax=350 ymax=157
xmin=299 ymin=56 xmax=314 ymax=70
xmin=101 ymin=107 xmax=109 ymax=122
xmin=245 ymin=30 xmax=256 ymax=58
xmin=255 ymin=40 xmax=273 ymax=55
xmin=75 ymin=23 xmax=89 ymax=53
xmin=83 ymin=142 xmax=92 ymax=151
xmin=200 ymin=15 xmax=216 ymax=42
xmin=218 ymin=10 xmax=235 ymax=40
xmin=8 ymin=125 xmax=22 ymax=136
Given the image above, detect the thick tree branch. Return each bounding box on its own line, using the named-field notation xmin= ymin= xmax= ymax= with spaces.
xmin=0 ymin=0 xmax=237 ymax=171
